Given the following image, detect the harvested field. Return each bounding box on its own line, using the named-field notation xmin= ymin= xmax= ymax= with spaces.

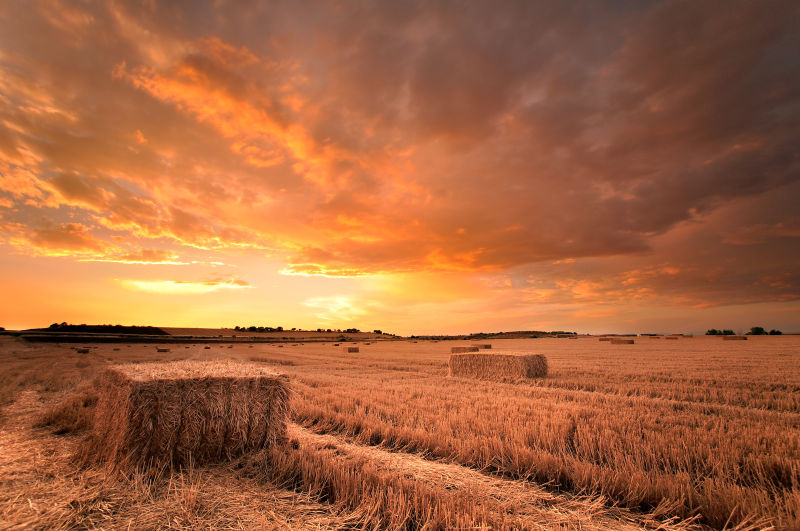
xmin=723 ymin=335 xmax=748 ymax=340
xmin=2 ymin=335 xmax=799 ymax=529
xmin=449 ymin=352 xmax=547 ymax=380
xmin=79 ymin=360 xmax=290 ymax=475
xmin=598 ymin=337 xmax=612 ymax=341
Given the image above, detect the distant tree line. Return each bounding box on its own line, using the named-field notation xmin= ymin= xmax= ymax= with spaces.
xmin=40 ymin=323 xmax=167 ymax=335
xmin=706 ymin=327 xmax=782 ymax=336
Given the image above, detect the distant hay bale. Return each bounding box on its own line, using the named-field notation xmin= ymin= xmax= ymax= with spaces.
xmin=203 ymin=346 xmax=211 ymax=350
xmin=333 ymin=343 xmax=340 ymax=346
xmin=76 ymin=348 xmax=90 ymax=354
xmin=598 ymin=337 xmax=612 ymax=342
xmin=471 ymin=344 xmax=492 ymax=349
xmin=648 ymin=336 xmax=663 ymax=339
xmin=113 ymin=348 xmax=120 ymax=351
xmin=344 ymin=347 xmax=359 ymax=353
xmin=610 ymin=339 xmax=635 ymax=344
xmin=451 ymin=346 xmax=479 ymax=353
xmin=723 ymin=335 xmax=748 ymax=341
xmin=449 ymin=352 xmax=547 ymax=380
xmin=156 ymin=347 xmax=170 ymax=353
xmin=78 ymin=360 xmax=289 ymax=475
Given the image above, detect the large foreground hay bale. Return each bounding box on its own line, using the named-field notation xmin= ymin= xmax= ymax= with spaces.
xmin=449 ymin=352 xmax=547 ymax=380
xmin=79 ymin=360 xmax=289 ymax=475
xmin=723 ymin=335 xmax=748 ymax=341
xmin=451 ymin=346 xmax=479 ymax=353
xmin=610 ymin=339 xmax=635 ymax=344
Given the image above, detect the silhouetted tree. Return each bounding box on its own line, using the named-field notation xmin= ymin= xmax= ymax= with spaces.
xmin=706 ymin=329 xmax=720 ymax=335
xmin=748 ymin=326 xmax=767 ymax=335
xmin=769 ymin=329 xmax=783 ymax=335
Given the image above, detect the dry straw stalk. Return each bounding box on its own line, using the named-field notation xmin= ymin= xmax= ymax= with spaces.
xmin=79 ymin=360 xmax=290 ymax=476
xmin=449 ymin=352 xmax=548 ymax=380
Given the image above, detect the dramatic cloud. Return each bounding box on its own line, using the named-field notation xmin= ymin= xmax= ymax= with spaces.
xmin=0 ymin=0 xmax=797 ymax=332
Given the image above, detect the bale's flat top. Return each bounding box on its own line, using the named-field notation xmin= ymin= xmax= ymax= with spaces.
xmin=111 ymin=360 xmax=281 ymax=381
xmin=452 ymin=352 xmax=540 ymax=359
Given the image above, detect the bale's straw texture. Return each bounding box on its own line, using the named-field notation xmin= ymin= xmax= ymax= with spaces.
xmin=471 ymin=344 xmax=492 ymax=349
xmin=449 ymin=352 xmax=547 ymax=380
xmin=79 ymin=360 xmax=289 ymax=475
xmin=344 ymin=347 xmax=359 ymax=353
xmin=451 ymin=346 xmax=480 ymax=353
xmin=610 ymin=339 xmax=635 ymax=344
xmin=723 ymin=335 xmax=748 ymax=341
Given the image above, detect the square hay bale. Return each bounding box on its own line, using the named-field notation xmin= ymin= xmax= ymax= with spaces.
xmin=156 ymin=347 xmax=170 ymax=353
xmin=471 ymin=344 xmax=492 ymax=349
xmin=610 ymin=339 xmax=635 ymax=344
xmin=723 ymin=335 xmax=748 ymax=340
xmin=451 ymin=346 xmax=479 ymax=353
xmin=78 ymin=360 xmax=289 ymax=475
xmin=203 ymin=346 xmax=211 ymax=349
xmin=344 ymin=346 xmax=359 ymax=353
xmin=76 ymin=348 xmax=90 ymax=354
xmin=449 ymin=352 xmax=547 ymax=380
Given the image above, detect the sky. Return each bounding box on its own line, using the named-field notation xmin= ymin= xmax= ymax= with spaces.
xmin=0 ymin=0 xmax=798 ymax=335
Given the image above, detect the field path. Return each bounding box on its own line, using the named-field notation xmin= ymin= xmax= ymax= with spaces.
xmin=288 ymin=423 xmax=702 ymax=530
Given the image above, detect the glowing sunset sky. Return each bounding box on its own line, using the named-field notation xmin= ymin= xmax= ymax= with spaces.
xmin=1 ymin=1 xmax=798 ymax=334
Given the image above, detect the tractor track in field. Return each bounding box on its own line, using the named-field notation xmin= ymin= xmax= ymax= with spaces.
xmin=288 ymin=423 xmax=704 ymax=530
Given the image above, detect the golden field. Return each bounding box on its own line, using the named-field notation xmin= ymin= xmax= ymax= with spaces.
xmin=0 ymin=334 xmax=798 ymax=529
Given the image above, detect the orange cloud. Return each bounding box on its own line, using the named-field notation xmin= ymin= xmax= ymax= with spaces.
xmin=117 ymin=277 xmax=252 ymax=295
